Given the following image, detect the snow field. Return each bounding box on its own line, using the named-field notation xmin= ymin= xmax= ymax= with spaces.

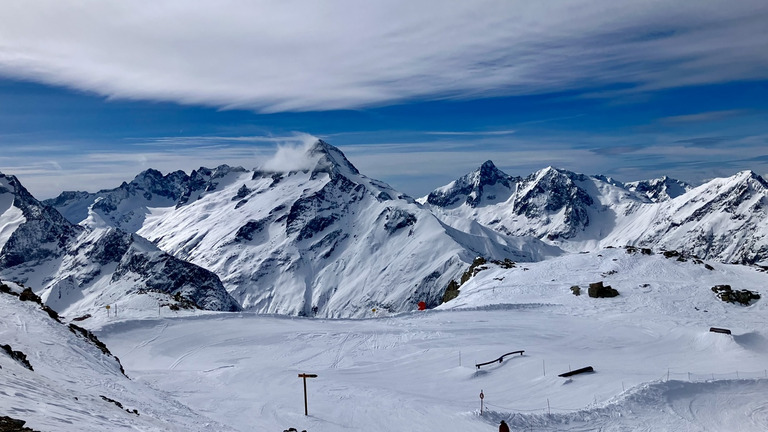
xmin=96 ymin=249 xmax=768 ymax=431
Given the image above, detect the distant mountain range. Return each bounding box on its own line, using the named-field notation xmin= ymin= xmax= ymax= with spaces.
xmin=42 ymin=141 xmax=557 ymax=317
xmin=1 ymin=140 xmax=765 ymax=318
xmin=420 ymin=161 xmax=767 ymax=264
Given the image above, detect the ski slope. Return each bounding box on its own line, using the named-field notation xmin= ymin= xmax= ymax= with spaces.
xmin=86 ymin=248 xmax=768 ymax=432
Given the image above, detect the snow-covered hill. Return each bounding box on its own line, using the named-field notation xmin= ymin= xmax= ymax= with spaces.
xmin=423 ymin=164 xmax=768 ymax=265
xmin=0 ymin=172 xmax=240 ymax=318
xmin=0 ymin=281 xmax=235 ymax=431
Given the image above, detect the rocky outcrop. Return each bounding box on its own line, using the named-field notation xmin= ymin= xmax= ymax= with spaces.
xmin=711 ymin=285 xmax=760 ymax=305
xmin=588 ymin=281 xmax=619 ymax=298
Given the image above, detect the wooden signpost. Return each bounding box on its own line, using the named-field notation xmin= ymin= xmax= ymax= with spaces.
xmin=298 ymin=373 xmax=318 ymax=416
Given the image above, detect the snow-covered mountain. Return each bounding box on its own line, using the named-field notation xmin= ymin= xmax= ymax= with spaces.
xmin=45 ymin=166 xmax=247 ymax=232
xmin=47 ymin=141 xmax=559 ymax=317
xmin=423 ymin=164 xmax=768 ymax=265
xmin=606 ymin=170 xmax=768 ymax=265
xmin=421 ymin=165 xmax=649 ymax=243
xmin=0 ymin=172 xmax=240 ymax=318
xmin=138 ymin=141 xmax=560 ymax=317
xmin=424 ymin=160 xmax=517 ymax=208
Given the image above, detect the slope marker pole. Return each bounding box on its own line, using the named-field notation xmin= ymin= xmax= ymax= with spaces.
xmin=479 ymin=390 xmax=484 ymax=415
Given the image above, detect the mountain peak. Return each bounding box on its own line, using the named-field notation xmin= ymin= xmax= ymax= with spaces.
xmin=425 ymin=160 xmax=515 ymax=208
xmin=308 ymin=139 xmax=360 ymax=177
xmin=626 ymin=176 xmax=692 ymax=202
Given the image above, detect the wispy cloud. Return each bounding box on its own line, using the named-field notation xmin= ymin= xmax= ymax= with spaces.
xmin=425 ymin=130 xmax=516 ymax=137
xmin=0 ymin=1 xmax=765 ymax=112
xmin=660 ymin=110 xmax=749 ymax=124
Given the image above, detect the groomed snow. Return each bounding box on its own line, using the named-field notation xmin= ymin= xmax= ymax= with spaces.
xmin=76 ymin=248 xmax=768 ymax=432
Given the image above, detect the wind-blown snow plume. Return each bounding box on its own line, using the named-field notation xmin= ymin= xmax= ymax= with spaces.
xmin=259 ymin=134 xmax=323 ymax=172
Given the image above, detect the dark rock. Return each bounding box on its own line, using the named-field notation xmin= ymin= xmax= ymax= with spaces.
xmin=588 ymin=281 xmax=619 ymax=298
xmin=0 ymin=416 xmax=40 ymax=432
xmin=18 ymin=288 xmax=41 ymax=304
xmin=232 ymin=184 xmax=252 ymax=200
xmin=0 ymin=344 xmax=33 ymax=371
xmin=234 ymin=219 xmax=268 ymax=242
xmin=711 ymin=285 xmax=760 ymax=305
xmin=100 ymin=395 xmax=139 ymax=416
xmin=0 ymin=283 xmax=15 ymax=295
xmin=382 ymin=208 xmax=417 ymax=234
xmin=570 ymin=285 xmax=581 ymax=296
xmin=491 ymin=258 xmax=516 ymax=269
xmin=442 ymin=280 xmax=461 ymax=303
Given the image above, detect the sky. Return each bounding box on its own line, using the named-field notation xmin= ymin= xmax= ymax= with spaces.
xmin=0 ymin=0 xmax=767 ymax=199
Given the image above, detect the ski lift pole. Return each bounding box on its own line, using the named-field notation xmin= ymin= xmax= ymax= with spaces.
xmin=298 ymin=373 xmax=318 ymax=416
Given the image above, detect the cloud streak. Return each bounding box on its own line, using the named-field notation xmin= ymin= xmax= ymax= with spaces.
xmin=0 ymin=0 xmax=765 ymax=112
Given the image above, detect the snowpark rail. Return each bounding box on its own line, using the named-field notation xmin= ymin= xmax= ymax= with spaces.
xmin=475 ymin=350 xmax=524 ymax=369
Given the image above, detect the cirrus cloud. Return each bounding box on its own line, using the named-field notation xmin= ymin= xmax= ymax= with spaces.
xmin=0 ymin=0 xmax=766 ymax=112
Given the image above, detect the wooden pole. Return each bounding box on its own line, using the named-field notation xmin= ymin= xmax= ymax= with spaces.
xmin=298 ymin=373 xmax=317 ymax=416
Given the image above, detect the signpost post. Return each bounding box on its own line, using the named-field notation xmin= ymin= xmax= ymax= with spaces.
xmin=298 ymin=373 xmax=318 ymax=416
xmin=479 ymin=389 xmax=484 ymax=414
xmin=105 ymin=305 xmax=111 ymax=318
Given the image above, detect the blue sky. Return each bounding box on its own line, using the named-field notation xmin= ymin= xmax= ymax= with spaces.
xmin=0 ymin=0 xmax=767 ymax=199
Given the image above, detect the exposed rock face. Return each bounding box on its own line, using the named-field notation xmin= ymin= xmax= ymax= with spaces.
xmin=0 ymin=174 xmax=82 ymax=268
xmin=111 ymin=246 xmax=240 ymax=312
xmin=626 ymin=176 xmax=692 ymax=202
xmin=512 ymin=167 xmax=596 ymax=240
